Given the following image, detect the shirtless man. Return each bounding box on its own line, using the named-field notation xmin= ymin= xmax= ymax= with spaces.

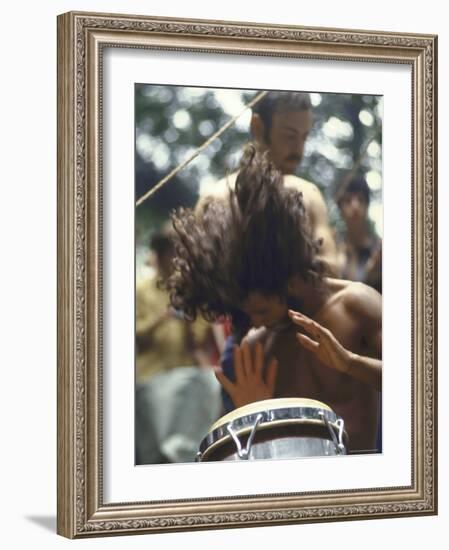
xmin=169 ymin=146 xmax=381 ymax=453
xmin=197 ymin=90 xmax=338 ymax=272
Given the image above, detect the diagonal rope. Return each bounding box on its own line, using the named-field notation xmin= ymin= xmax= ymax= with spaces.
xmin=136 ymin=90 xmax=269 ymax=207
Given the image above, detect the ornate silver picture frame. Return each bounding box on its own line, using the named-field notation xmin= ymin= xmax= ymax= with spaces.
xmin=57 ymin=11 xmax=437 ymax=538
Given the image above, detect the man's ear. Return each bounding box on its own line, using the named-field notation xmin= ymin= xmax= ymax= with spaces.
xmin=250 ymin=113 xmax=266 ymax=145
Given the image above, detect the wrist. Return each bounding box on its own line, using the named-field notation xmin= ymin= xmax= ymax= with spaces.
xmin=345 ymin=350 xmax=357 ymax=375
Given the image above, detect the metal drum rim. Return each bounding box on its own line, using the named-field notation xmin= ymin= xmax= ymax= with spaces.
xmin=199 ymin=405 xmax=347 ymax=460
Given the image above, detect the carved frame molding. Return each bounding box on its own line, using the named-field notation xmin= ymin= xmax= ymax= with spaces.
xmin=57 ymin=11 xmax=437 ymax=538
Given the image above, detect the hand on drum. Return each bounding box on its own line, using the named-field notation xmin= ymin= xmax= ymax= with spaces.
xmin=288 ymin=309 xmax=352 ymax=375
xmin=215 ymin=341 xmax=278 ymax=409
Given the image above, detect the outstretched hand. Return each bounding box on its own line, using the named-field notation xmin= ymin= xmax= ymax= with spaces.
xmin=215 ymin=340 xmax=278 ymax=409
xmin=288 ymin=309 xmax=352 ymax=375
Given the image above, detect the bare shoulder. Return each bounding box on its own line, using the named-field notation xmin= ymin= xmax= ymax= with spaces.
xmin=341 ymin=281 xmax=382 ymax=322
xmin=283 ymin=175 xmax=328 ymax=228
xmin=242 ymin=327 xmax=270 ymax=347
xmin=283 ymin=175 xmax=323 ymax=202
xmin=198 ymin=171 xmax=238 ymax=198
xmin=196 ymin=172 xmax=236 ymax=215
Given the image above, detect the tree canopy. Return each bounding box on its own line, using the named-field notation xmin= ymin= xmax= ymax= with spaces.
xmin=135 ymin=84 xmax=382 ymax=260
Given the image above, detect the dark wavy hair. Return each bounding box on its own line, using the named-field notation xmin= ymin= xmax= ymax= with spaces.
xmin=167 ymin=145 xmax=323 ymax=331
xmin=252 ymin=91 xmax=312 ymax=143
xmin=336 ymin=176 xmax=371 ymax=207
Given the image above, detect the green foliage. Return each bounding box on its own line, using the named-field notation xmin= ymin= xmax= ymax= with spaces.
xmin=135 ymin=84 xmax=382 ymax=247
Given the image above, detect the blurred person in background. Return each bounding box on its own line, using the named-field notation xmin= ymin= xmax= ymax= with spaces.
xmin=336 ymin=177 xmax=382 ymax=293
xmin=135 ymin=226 xmax=222 ymax=465
xmin=335 ymin=176 xmax=383 ymax=451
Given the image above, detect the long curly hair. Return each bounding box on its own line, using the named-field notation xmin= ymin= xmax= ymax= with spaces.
xmin=167 ymin=145 xmax=324 ymax=332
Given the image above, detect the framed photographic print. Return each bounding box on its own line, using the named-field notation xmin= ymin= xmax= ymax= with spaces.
xmin=57 ymin=11 xmax=437 ymax=538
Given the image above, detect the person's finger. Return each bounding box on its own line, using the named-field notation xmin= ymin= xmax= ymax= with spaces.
xmin=296 ymin=333 xmax=320 ymax=352
xmin=254 ymin=341 xmax=264 ymax=376
xmin=290 ymin=313 xmax=323 ymax=337
xmin=288 ymin=309 xmax=312 ymax=322
xmin=233 ymin=345 xmax=246 ymax=384
xmin=288 ymin=309 xmax=309 ymax=323
xmin=214 ymin=369 xmax=235 ymax=397
xmin=266 ymin=357 xmax=279 ymax=394
xmin=241 ymin=340 xmax=253 ymax=378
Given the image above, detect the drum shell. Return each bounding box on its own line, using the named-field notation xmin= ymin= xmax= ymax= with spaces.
xmin=201 ymin=421 xmax=343 ymax=461
xmin=198 ymin=399 xmax=348 ymax=462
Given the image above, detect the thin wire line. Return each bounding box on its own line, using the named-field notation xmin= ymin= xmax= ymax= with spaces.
xmin=136 ymin=90 xmax=268 ymax=207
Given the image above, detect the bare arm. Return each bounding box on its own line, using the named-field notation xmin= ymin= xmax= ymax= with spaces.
xmin=305 ymin=184 xmax=340 ymax=276
xmin=285 ymin=177 xmax=339 ymax=276
xmin=288 ymin=285 xmax=382 ymax=391
xmin=345 ymin=353 xmax=382 ymax=391
xmin=345 ymin=282 xmax=382 ymax=389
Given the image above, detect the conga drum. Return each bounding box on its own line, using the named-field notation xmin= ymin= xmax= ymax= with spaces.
xmin=197 ymin=398 xmax=348 ymax=461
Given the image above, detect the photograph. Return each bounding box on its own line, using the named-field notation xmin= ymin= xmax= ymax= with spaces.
xmin=134 ymin=85 xmax=383 ymax=466
xmin=0 ymin=0 xmax=446 ymax=546
xmin=56 ymin=10 xmax=437 ymax=537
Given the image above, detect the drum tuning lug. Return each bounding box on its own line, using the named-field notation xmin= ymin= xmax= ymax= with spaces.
xmin=320 ymin=411 xmax=346 ymax=455
xmin=334 ymin=419 xmax=346 ymax=455
xmin=227 ymin=413 xmax=264 ymax=460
